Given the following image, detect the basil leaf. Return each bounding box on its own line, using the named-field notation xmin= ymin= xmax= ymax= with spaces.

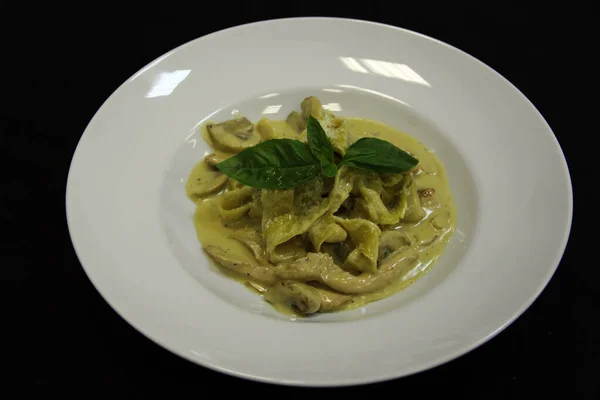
xmin=341 ymin=137 xmax=419 ymax=173
xmin=306 ymin=115 xmax=337 ymax=178
xmin=216 ymin=139 xmax=320 ymax=189
xmin=321 ymin=163 xmax=338 ymax=177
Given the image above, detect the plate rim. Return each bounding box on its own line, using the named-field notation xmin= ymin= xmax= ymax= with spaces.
xmin=65 ymin=16 xmax=573 ymax=386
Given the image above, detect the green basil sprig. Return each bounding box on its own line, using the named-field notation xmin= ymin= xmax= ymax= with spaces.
xmin=215 ymin=116 xmax=418 ymax=188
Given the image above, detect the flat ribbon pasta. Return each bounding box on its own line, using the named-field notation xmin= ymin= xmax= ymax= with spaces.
xmin=327 ymin=166 xmax=358 ymax=213
xmin=334 ymin=217 xmax=381 ymax=273
xmin=307 ymin=216 xmax=347 ymax=252
xmin=263 ymin=202 xmax=328 ymax=263
xmin=219 ymin=186 xmax=260 ymax=224
xmin=357 ymin=182 xmax=408 ymax=225
xmin=260 ymin=188 xmax=294 ymax=232
xmin=328 ymin=166 xmax=409 ymax=226
xmin=261 ymin=182 xmax=329 ymax=263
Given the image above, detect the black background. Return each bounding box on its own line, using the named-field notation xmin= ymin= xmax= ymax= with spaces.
xmin=1 ymin=2 xmax=588 ymax=396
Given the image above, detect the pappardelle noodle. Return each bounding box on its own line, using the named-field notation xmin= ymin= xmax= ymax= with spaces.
xmin=186 ymin=96 xmax=456 ymax=316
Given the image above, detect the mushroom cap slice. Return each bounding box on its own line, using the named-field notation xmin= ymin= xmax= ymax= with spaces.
xmin=204 ymin=153 xmax=226 ymax=168
xmin=185 ymin=162 xmax=228 ymax=200
xmin=264 ymin=280 xmax=322 ymax=315
xmin=206 ymin=117 xmax=261 ymax=153
xmin=187 ymin=171 xmax=228 ymax=199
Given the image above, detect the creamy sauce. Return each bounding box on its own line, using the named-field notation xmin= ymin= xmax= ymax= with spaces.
xmin=187 ymin=113 xmax=456 ymax=317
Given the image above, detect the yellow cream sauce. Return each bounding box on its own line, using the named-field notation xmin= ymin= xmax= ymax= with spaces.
xmin=186 ymin=116 xmax=456 ymax=316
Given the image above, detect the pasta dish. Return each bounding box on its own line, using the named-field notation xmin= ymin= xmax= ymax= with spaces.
xmin=185 ymin=96 xmax=456 ymax=316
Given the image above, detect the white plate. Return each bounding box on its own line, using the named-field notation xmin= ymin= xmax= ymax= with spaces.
xmin=66 ymin=17 xmax=572 ymax=386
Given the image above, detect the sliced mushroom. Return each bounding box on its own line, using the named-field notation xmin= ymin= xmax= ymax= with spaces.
xmin=378 ymin=230 xmax=413 ymax=262
xmin=286 ymin=111 xmax=306 ymax=133
xmin=301 ymin=96 xmax=323 ymax=119
xmin=206 ymin=117 xmax=261 ymax=153
xmin=264 ymin=281 xmax=322 ymax=315
xmin=185 ymin=163 xmax=228 ymax=199
xmin=204 ymin=153 xmax=225 ymax=168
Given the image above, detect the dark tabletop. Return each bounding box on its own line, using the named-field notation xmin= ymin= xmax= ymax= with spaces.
xmin=2 ymin=2 xmax=588 ymax=396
